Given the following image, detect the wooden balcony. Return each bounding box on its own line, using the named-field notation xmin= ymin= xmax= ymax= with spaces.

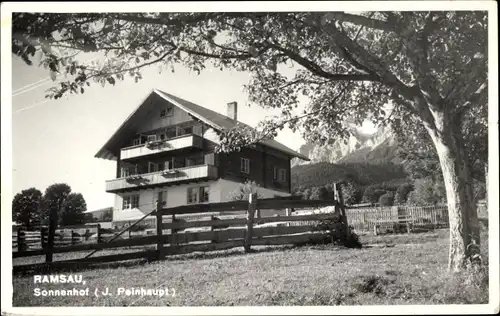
xmin=105 ymin=164 xmax=218 ymax=193
xmin=120 ymin=134 xmax=203 ymax=160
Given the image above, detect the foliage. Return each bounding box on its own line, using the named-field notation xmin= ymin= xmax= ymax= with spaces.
xmin=39 ymin=183 xmax=88 ymax=227
xmin=41 ymin=183 xmax=72 ymax=226
xmin=83 ymin=213 xmax=96 ymax=223
xmin=12 ymin=188 xmax=43 ymax=229
xmin=313 ymin=218 xmax=363 ymax=248
xmin=378 ymin=191 xmax=395 ymax=206
xmin=394 ymin=183 xmax=414 ymax=205
xmin=59 ymin=193 xmax=87 ymax=226
xmin=309 ymin=186 xmax=330 ymax=200
xmin=362 ymin=186 xmax=387 ymax=204
xmin=406 ymin=178 xmax=446 ymax=206
xmin=227 ymin=180 xmax=264 ymax=201
xmin=342 ymin=182 xmax=363 ymax=205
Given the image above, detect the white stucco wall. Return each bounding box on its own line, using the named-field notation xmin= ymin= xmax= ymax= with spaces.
xmin=112 ymin=179 xmax=290 ymax=223
xmin=217 ymin=178 xmax=290 ymax=201
xmin=112 ymin=180 xmax=222 ymax=222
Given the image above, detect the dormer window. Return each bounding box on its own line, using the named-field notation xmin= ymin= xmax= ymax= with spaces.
xmin=160 ymin=106 xmax=174 ymax=118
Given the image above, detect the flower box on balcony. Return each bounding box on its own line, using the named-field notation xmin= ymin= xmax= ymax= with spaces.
xmin=161 ymin=169 xmax=179 ymax=176
xmin=146 ymin=139 xmax=165 ymax=148
xmin=126 ymin=174 xmax=142 ymax=180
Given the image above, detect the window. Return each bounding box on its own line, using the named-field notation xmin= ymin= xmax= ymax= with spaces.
xmin=132 ymin=137 xmax=141 ymax=146
xmin=161 ymin=106 xmax=174 ymax=118
xmin=148 ymin=162 xmax=159 ymax=173
xmin=166 ymin=128 xmax=177 ymax=138
xmin=241 ymin=158 xmax=250 ymax=174
xmin=200 ymin=187 xmax=210 ymax=202
xmin=147 ymin=135 xmax=157 ymax=142
xmin=186 ymin=158 xmax=195 ymax=167
xmin=123 ymin=195 xmax=140 ymax=209
xmin=121 ymin=165 xmax=138 ymax=177
xmin=121 ymin=167 xmax=130 ymax=178
xmin=159 ymin=133 xmax=166 ymax=140
xmin=157 ymin=190 xmax=167 ymax=205
xmin=164 ymin=160 xmax=171 ymax=170
xmin=187 ymin=186 xmax=210 ymax=204
xmin=183 ymin=126 xmax=193 ymax=135
xmin=187 ymin=187 xmax=198 ymax=204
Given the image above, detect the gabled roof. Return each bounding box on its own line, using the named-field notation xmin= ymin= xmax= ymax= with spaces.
xmin=95 ymin=89 xmax=310 ymax=161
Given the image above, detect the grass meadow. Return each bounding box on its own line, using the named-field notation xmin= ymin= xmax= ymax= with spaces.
xmin=12 ymin=220 xmax=489 ymax=306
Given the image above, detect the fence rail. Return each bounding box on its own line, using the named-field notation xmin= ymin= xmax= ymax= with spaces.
xmin=13 ymin=185 xmax=350 ymax=273
xmin=13 ymin=185 xmax=449 ymax=273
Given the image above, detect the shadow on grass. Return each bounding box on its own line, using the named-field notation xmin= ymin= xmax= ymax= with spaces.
xmin=12 ymin=245 xmax=304 ymax=276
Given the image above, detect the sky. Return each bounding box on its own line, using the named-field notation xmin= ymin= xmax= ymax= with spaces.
xmin=12 ymin=52 xmax=377 ymax=211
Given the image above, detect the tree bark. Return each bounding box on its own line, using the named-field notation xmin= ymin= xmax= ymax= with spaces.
xmin=424 ymin=109 xmax=481 ymax=271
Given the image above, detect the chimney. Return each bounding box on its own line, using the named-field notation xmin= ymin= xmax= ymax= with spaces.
xmin=227 ymin=101 xmax=238 ymax=120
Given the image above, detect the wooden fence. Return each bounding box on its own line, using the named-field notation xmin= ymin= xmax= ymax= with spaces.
xmin=13 ymin=187 xmax=350 ymax=273
xmin=12 ymin=224 xmax=102 ymax=252
xmin=346 ymin=205 xmax=449 ymax=234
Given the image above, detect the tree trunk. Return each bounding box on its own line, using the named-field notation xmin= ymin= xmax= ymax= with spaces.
xmin=424 ymin=110 xmax=481 ymax=271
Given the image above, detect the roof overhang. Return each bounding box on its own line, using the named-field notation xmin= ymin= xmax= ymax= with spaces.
xmin=94 ymin=89 xmax=310 ymax=161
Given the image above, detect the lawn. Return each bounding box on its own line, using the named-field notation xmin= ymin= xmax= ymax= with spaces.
xmin=12 ymin=223 xmax=489 ymax=306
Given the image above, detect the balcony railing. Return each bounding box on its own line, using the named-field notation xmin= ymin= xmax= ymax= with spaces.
xmin=120 ymin=134 xmax=203 ymax=160
xmin=105 ymin=164 xmax=218 ymax=193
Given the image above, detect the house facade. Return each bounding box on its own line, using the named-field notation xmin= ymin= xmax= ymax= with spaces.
xmin=95 ymin=89 xmax=309 ymax=223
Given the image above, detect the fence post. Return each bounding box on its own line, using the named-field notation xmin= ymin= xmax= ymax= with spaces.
xmin=17 ymin=227 xmax=25 ymax=252
xmin=285 ymin=208 xmax=291 ymax=227
xmin=45 ymin=205 xmax=59 ymax=263
xmin=334 ymin=183 xmax=350 ymax=240
xmin=96 ymin=224 xmax=102 ymax=243
xmin=128 ymin=221 xmax=132 ymax=239
xmin=171 ymin=212 xmax=177 ymax=249
xmin=71 ymin=230 xmax=75 ymax=245
xmin=41 ymin=226 xmax=47 ymax=249
xmin=156 ymin=201 xmax=165 ymax=260
xmin=210 ymin=215 xmax=216 ymax=243
xmin=244 ymin=193 xmax=256 ymax=253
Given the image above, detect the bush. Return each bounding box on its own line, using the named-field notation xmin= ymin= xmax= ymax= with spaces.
xmin=228 ymin=180 xmax=264 ymax=201
xmin=310 ymin=186 xmax=330 ymax=200
xmin=342 ymin=182 xmax=363 ymax=205
xmin=379 ymin=192 xmax=395 ymax=206
xmin=311 ymin=218 xmax=362 ymax=248
xmin=395 ymin=183 xmax=414 ymax=204
xmin=407 ymin=178 xmax=446 ymax=205
xmin=362 ymin=186 xmax=387 ymax=203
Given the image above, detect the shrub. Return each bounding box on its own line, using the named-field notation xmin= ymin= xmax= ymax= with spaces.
xmin=362 ymin=186 xmax=387 ymax=203
xmin=379 ymin=192 xmax=395 ymax=206
xmin=311 ymin=218 xmax=362 ymax=248
xmin=310 ymin=186 xmax=330 ymax=200
xmin=407 ymin=178 xmax=446 ymax=205
xmin=342 ymin=182 xmax=363 ymax=205
xmin=228 ymin=180 xmax=264 ymax=201
xmin=395 ymin=183 xmax=414 ymax=204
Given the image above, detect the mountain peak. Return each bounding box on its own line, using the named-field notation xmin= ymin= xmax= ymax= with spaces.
xmin=293 ymin=125 xmax=398 ymax=166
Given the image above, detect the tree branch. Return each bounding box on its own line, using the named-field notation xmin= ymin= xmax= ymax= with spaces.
xmin=268 ymin=43 xmax=379 ymax=81
xmin=324 ymin=12 xmax=397 ymax=32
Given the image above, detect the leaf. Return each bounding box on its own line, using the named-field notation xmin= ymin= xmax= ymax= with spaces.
xmin=49 ymin=71 xmax=57 ymax=81
xmin=80 ymin=87 xmax=84 ymax=94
